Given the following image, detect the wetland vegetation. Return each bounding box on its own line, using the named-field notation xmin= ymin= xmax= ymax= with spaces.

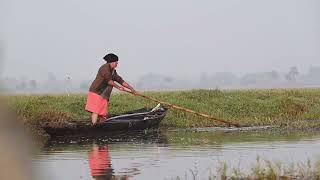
xmin=6 ymin=88 xmax=320 ymax=130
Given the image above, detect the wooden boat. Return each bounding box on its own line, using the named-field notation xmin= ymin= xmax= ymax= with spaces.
xmin=42 ymin=104 xmax=168 ymax=137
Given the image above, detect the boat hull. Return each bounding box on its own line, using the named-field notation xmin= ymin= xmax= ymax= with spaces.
xmin=42 ymin=106 xmax=168 ymax=137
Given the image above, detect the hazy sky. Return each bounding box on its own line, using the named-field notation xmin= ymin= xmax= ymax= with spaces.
xmin=2 ymin=0 xmax=320 ymax=82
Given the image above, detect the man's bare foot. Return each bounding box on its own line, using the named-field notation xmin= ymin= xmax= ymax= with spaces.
xmin=98 ymin=116 xmax=108 ymax=123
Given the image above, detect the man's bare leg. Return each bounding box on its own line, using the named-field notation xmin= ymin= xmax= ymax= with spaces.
xmin=98 ymin=105 xmax=109 ymax=123
xmin=91 ymin=113 xmax=98 ymax=124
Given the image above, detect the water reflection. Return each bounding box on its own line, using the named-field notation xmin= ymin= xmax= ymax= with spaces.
xmin=88 ymin=143 xmax=130 ymax=180
xmin=88 ymin=144 xmax=114 ymax=179
xmin=34 ymin=130 xmax=320 ymax=180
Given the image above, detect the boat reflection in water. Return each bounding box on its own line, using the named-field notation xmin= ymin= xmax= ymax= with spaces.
xmin=88 ymin=143 xmax=129 ymax=180
xmin=38 ymin=130 xmax=167 ymax=179
xmin=36 ymin=129 xmax=320 ymax=179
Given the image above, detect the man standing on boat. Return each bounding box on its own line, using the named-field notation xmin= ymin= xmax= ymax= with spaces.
xmin=85 ymin=53 xmax=136 ymax=125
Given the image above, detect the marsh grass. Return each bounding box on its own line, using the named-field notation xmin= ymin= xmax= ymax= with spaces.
xmin=171 ymin=157 xmax=320 ymax=180
xmin=5 ymin=88 xmax=320 ymax=129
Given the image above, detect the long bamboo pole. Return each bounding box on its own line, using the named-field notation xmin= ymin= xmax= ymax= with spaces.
xmin=124 ymin=90 xmax=241 ymax=128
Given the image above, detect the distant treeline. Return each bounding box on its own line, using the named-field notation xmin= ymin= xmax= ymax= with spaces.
xmin=1 ymin=66 xmax=320 ymax=93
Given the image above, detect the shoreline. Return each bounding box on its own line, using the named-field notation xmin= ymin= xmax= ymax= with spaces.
xmin=4 ymin=88 xmax=320 ymax=141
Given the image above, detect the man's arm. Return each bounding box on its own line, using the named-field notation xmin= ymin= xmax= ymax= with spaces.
xmin=121 ymin=81 xmax=137 ymax=94
xmin=101 ymin=66 xmax=124 ymax=91
xmin=107 ymin=80 xmax=124 ymax=91
xmin=113 ymin=71 xmax=137 ymax=94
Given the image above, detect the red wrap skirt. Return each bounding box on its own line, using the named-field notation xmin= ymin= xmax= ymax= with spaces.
xmin=85 ymin=92 xmax=109 ymax=116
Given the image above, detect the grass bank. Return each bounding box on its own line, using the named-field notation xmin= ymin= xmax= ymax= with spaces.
xmin=5 ymin=88 xmax=320 ymax=130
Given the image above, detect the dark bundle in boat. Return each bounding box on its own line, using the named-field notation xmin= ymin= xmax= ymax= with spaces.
xmin=42 ymin=104 xmax=168 ymax=137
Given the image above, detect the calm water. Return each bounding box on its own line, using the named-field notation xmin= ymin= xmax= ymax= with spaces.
xmin=33 ymin=129 xmax=320 ymax=180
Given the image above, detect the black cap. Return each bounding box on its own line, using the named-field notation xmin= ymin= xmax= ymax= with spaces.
xmin=103 ymin=53 xmax=118 ymax=63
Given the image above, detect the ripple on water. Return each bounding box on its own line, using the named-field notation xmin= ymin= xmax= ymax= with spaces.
xmin=33 ymin=130 xmax=320 ymax=180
